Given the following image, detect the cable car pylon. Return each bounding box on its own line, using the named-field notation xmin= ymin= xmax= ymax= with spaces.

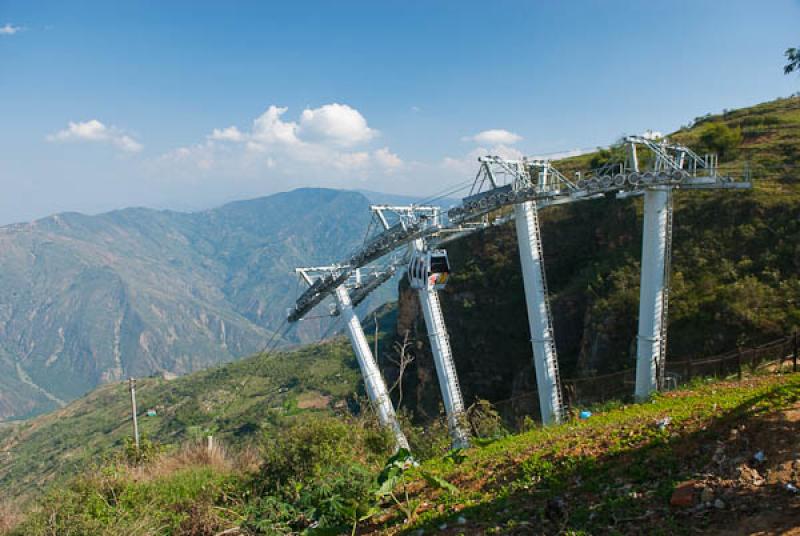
xmin=458 ymin=157 xmax=566 ymax=424
xmin=408 ymin=239 xmax=470 ymax=449
xmin=367 ymin=205 xmax=472 ymax=449
xmin=608 ymin=136 xmax=752 ymax=399
xmin=295 ymin=265 xmax=410 ymax=452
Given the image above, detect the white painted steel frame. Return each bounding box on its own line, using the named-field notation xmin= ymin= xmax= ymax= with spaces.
xmin=514 ymin=201 xmax=564 ymax=424
xmin=417 ymin=284 xmax=471 ymax=449
xmin=634 ymin=188 xmax=670 ymax=400
xmin=334 ymin=285 xmax=410 ymax=451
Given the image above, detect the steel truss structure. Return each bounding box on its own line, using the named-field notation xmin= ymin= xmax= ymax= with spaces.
xmin=294 ymin=264 xmax=410 ymax=451
xmin=286 ymin=133 xmax=751 ymax=443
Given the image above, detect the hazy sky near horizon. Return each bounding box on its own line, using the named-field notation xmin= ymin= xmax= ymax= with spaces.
xmin=1 ymin=0 xmax=798 ymax=224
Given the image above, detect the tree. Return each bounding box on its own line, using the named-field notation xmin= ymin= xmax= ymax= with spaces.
xmin=697 ymin=122 xmax=742 ymax=160
xmin=785 ymin=47 xmax=800 ymax=75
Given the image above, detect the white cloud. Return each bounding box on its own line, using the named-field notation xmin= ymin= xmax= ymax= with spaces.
xmin=334 ymin=151 xmax=370 ymax=170
xmin=0 ymin=23 xmax=22 ymax=35
xmin=463 ymin=129 xmax=522 ymax=146
xmin=374 ymin=147 xmax=402 ymax=170
xmin=251 ymin=105 xmax=301 ymax=147
xmin=191 ymin=103 xmax=384 ymax=171
xmin=160 ymin=143 xmax=214 ymax=170
xmin=156 ymin=102 xmax=401 ymax=182
xmin=298 ymin=103 xmax=376 ymax=147
xmin=47 ymin=119 xmax=143 ymax=153
xmin=209 ymin=126 xmax=245 ymax=142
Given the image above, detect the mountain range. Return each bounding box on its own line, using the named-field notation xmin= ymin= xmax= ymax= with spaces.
xmin=0 ymin=188 xmax=389 ymax=420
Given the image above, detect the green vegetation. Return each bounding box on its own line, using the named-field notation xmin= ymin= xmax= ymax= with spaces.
xmin=786 ymin=46 xmax=800 ymax=75
xmin=7 ymin=371 xmax=799 ymax=534
xmin=400 ymin=373 xmax=800 ymax=535
xmin=396 ymin=96 xmax=800 ymax=419
xmin=695 ymin=121 xmax=742 ymax=159
xmin=0 ymin=339 xmax=365 ymax=503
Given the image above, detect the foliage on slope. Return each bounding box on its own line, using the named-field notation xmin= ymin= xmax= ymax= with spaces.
xmin=393 ymin=96 xmax=800 ymax=417
xmin=384 ymin=372 xmax=800 ymax=535
xmin=0 ymin=339 xmax=365 ymax=502
xmin=6 ymin=371 xmax=799 ymax=535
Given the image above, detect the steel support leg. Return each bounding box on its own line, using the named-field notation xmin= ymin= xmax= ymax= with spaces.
xmin=514 ymin=201 xmax=564 ymax=424
xmin=635 ymin=189 xmax=669 ymax=400
xmin=334 ymin=285 xmax=410 ymax=451
xmin=417 ymin=286 xmax=470 ymax=449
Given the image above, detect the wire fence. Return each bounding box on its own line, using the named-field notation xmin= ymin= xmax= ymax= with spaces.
xmin=489 ymin=332 xmax=799 ymax=428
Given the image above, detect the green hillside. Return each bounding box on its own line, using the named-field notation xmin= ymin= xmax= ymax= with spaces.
xmin=0 ymin=338 xmax=364 ymax=502
xmin=2 ymin=95 xmax=800 ymax=534
xmin=393 ymin=96 xmax=800 ymax=419
xmin=5 ymin=370 xmax=799 ymax=535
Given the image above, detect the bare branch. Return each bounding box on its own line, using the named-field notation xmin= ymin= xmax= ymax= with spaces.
xmin=387 ymin=330 xmax=415 ymax=409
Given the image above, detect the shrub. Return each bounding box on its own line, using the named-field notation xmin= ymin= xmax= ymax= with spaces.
xmin=251 ymin=413 xmax=390 ymax=531
xmin=696 ymin=122 xmax=742 ymax=160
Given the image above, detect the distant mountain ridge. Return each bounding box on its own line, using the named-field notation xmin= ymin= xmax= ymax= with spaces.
xmin=0 ymin=188 xmax=383 ymax=420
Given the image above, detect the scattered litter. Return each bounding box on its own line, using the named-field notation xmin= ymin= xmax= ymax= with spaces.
xmin=657 ymin=417 xmax=671 ymax=430
xmin=713 ymin=499 xmax=725 ymax=509
xmin=787 ymin=483 xmax=799 ymax=494
xmin=753 ymin=451 xmax=766 ymax=463
xmin=438 ymin=523 xmax=447 ymax=530
xmin=146 ymin=409 xmax=157 ymax=417
xmin=457 ymin=515 xmax=467 ymax=525
xmin=579 ymin=410 xmax=592 ymax=419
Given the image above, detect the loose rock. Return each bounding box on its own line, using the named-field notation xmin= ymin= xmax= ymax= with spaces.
xmin=671 ymin=481 xmax=698 ymax=508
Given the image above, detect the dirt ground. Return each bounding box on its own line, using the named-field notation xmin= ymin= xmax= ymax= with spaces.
xmin=682 ymin=400 xmax=800 ymax=535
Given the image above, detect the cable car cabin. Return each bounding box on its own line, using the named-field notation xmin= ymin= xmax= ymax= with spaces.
xmin=408 ymin=250 xmax=450 ymax=290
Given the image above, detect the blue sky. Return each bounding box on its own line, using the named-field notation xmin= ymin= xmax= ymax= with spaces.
xmin=1 ymin=0 xmax=798 ymax=224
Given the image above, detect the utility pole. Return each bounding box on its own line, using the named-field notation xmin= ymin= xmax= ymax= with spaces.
xmin=129 ymin=377 xmax=140 ymax=450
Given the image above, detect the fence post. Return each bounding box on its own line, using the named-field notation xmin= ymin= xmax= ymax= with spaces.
xmin=793 ymin=332 xmax=798 ymax=373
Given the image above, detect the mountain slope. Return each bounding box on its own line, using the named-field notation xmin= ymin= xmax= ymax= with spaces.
xmin=0 ymin=337 xmax=364 ymax=501
xmin=391 ymin=96 xmax=800 ymax=418
xmin=7 ymin=370 xmax=799 ymax=535
xmin=0 ymin=188 xmax=382 ymax=420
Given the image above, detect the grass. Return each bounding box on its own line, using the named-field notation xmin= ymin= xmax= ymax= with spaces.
xmin=7 ymin=371 xmax=799 ymax=535
xmin=0 ymin=337 xmax=365 ymax=505
xmin=387 ymin=372 xmax=800 ymax=535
